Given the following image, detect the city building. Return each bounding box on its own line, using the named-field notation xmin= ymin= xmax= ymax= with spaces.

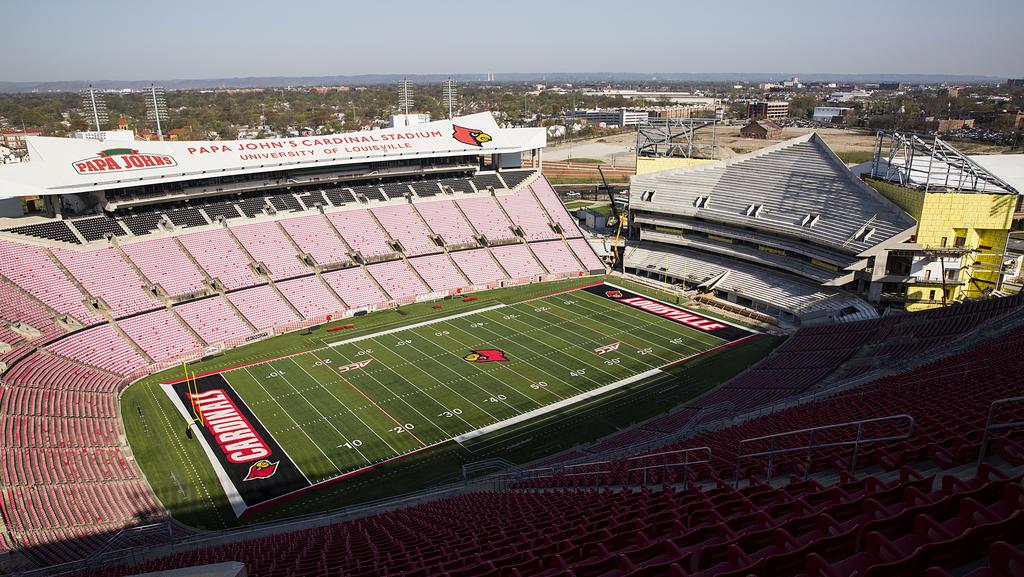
xmin=71 ymin=130 xmax=136 ymax=141
xmin=812 ymin=106 xmax=854 ymax=123
xmin=1006 ymin=78 xmax=1024 ymax=87
xmin=0 ymin=128 xmax=42 ymax=150
xmin=570 ymin=108 xmax=649 ymax=127
xmin=936 ymin=118 xmax=975 ymax=132
xmin=739 ymin=119 xmax=782 ymax=139
xmin=389 ymin=113 xmax=431 ymax=128
xmin=746 ymin=101 xmax=788 ymax=120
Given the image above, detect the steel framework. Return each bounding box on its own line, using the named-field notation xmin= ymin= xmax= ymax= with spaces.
xmin=870 ymin=131 xmax=1019 ymax=195
xmin=635 ymin=117 xmax=718 ymax=160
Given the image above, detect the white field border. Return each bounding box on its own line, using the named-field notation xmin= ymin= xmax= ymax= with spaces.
xmin=160 ymin=383 xmax=248 ymax=517
xmin=326 ymin=304 xmax=507 ymax=348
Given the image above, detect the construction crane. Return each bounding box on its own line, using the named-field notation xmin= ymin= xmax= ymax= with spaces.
xmin=598 ymin=166 xmax=626 ymax=268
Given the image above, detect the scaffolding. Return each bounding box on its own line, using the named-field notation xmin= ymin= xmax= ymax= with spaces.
xmin=870 ymin=131 xmax=1019 ymax=195
xmin=635 ymin=117 xmax=718 ymax=160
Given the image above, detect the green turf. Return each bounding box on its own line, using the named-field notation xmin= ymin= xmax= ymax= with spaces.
xmin=219 ymin=287 xmax=723 ymax=486
xmin=122 ymin=276 xmax=777 ymax=529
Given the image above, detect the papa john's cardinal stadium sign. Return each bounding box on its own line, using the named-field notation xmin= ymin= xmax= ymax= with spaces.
xmin=2 ymin=112 xmax=545 ymax=198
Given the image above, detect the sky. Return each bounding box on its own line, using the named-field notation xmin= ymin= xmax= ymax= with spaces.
xmin=2 ymin=0 xmax=1022 ymax=81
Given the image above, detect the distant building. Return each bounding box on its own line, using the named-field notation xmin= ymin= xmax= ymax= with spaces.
xmin=71 ymin=130 xmax=136 ymax=141
xmin=167 ymin=127 xmax=192 ymax=141
xmin=747 ymin=101 xmax=789 ymax=120
xmin=812 ymin=106 xmax=854 ymax=123
xmin=0 ymin=128 xmax=42 ymax=150
xmin=389 ymin=114 xmax=431 ymax=128
xmin=830 ymin=90 xmax=871 ymax=102
xmin=936 ymin=119 xmax=975 ymax=133
xmin=739 ymin=119 xmax=782 ymax=139
xmin=878 ymin=82 xmax=903 ymax=90
xmin=1006 ymin=79 xmax=1024 ymax=87
xmin=571 ymin=108 xmax=648 ymax=127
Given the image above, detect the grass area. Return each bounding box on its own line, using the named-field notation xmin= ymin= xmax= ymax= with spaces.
xmin=563 ymin=201 xmax=592 ymax=210
xmin=836 ymin=150 xmax=874 ymax=165
xmin=562 ymin=157 xmax=605 ymax=164
xmin=591 ymin=205 xmax=612 ymax=217
xmin=123 ymin=276 xmax=777 ymax=529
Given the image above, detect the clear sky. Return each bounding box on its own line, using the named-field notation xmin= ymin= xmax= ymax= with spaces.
xmin=3 ymin=0 xmax=1021 ymax=81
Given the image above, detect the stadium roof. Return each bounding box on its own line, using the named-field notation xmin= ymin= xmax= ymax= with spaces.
xmin=629 ymin=133 xmax=917 ymax=256
xmin=0 ymin=112 xmax=545 ymax=200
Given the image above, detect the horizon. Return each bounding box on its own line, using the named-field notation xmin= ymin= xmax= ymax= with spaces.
xmin=2 ymin=0 xmax=1021 ymax=82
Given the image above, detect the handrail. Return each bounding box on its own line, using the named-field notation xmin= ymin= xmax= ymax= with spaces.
xmin=624 ymin=446 xmax=712 ymax=489
xmin=977 ymin=396 xmax=1024 ymax=467
xmin=493 ymin=446 xmax=712 ymax=490
xmin=735 ymin=414 xmax=914 ymax=485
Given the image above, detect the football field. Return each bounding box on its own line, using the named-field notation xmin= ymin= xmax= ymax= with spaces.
xmin=161 ymin=282 xmax=757 ymax=515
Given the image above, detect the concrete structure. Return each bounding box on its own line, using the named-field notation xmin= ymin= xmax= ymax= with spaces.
xmin=1006 ymin=78 xmax=1024 ymax=87
xmin=747 ymin=101 xmax=789 ymax=120
xmin=627 ymin=133 xmax=917 ymax=324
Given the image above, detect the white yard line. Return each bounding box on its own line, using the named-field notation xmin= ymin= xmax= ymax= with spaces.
xmin=454 ymin=368 xmax=664 ymax=443
xmin=284 ymin=357 xmax=402 ymax=455
xmin=327 ymin=304 xmax=507 ymax=348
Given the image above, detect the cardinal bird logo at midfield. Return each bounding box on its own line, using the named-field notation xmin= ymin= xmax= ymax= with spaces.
xmin=452 ymin=125 xmax=492 ymax=147
xmin=243 ymin=459 xmax=279 ymax=481
xmin=463 ymin=349 xmax=508 ymax=363
xmin=606 ymin=290 xmax=623 ymax=299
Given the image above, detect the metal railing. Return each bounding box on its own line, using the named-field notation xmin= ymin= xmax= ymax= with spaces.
xmin=977 ymin=396 xmax=1024 ymax=467
xmin=489 ymin=446 xmax=712 ymax=490
xmin=735 ymin=414 xmax=914 ymax=485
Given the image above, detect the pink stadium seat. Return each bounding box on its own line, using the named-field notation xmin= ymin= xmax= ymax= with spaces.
xmin=568 ymin=238 xmax=605 ymax=272
xmin=449 ymin=248 xmax=509 ymax=285
xmin=118 ymin=309 xmax=201 ymax=362
xmin=327 ymin=209 xmax=394 ymax=259
xmin=496 ymin=188 xmax=559 ymax=241
xmin=372 ymin=204 xmax=439 ymax=256
xmin=227 ymin=285 xmax=300 ymax=330
xmin=231 ymin=221 xmax=308 ymax=280
xmin=47 ymin=324 xmax=148 ymax=375
xmin=178 ymin=228 xmax=261 ymax=290
xmin=529 ymin=240 xmax=586 ymax=274
xmin=322 ymin=267 xmax=388 ymax=309
xmin=455 ymin=197 xmax=515 ymax=242
xmin=121 ymin=237 xmax=207 ymax=297
xmin=275 ymin=276 xmax=345 ymax=320
xmin=0 ymin=239 xmax=98 ymax=323
xmin=490 ymin=244 xmax=545 ymax=280
xmin=366 ymin=260 xmax=428 ymax=301
xmin=530 ymin=176 xmax=581 ymax=235
xmin=414 ymin=200 xmax=477 ymax=246
xmin=174 ymin=297 xmax=254 ymax=344
xmin=409 ymin=254 xmax=468 ymax=293
xmin=52 ymin=246 xmax=155 ymax=317
xmin=278 ymin=214 xmax=351 ymax=267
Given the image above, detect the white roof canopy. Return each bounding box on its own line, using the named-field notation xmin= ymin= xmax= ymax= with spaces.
xmin=0 ymin=112 xmax=545 ymax=200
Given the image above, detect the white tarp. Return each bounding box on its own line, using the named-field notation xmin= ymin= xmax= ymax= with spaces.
xmin=0 ymin=112 xmax=544 ymax=199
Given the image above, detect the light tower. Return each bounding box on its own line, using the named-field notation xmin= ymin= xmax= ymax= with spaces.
xmin=441 ymin=78 xmax=457 ymax=119
xmin=145 ymin=84 xmax=169 ymax=141
xmin=397 ymin=78 xmax=414 ymax=116
xmin=80 ymin=85 xmax=109 ymax=132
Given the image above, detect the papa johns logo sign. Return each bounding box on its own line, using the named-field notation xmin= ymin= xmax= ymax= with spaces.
xmin=73 ymin=148 xmax=177 ymax=174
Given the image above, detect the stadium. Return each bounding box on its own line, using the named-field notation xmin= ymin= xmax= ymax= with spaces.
xmin=0 ymin=110 xmax=1022 ymax=577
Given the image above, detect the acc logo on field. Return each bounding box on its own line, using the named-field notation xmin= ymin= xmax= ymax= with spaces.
xmin=73 ymin=148 xmax=177 ymax=174
xmin=463 ymin=349 xmax=508 ymax=363
xmin=606 ymin=290 xmax=623 ymax=298
xmin=452 ymin=125 xmax=492 ymax=147
xmin=243 ymin=459 xmax=279 ymax=481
